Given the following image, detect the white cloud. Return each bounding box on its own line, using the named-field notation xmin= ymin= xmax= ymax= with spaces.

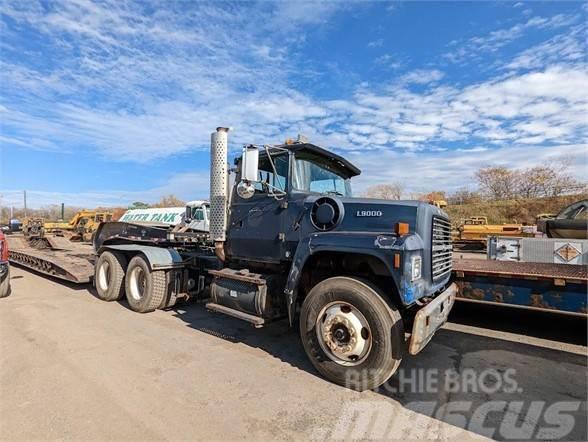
xmin=399 ymin=69 xmax=444 ymax=85
xmin=504 ymin=25 xmax=585 ymax=71
xmin=1 ymin=0 xmax=586 ymax=201
xmin=374 ymin=54 xmax=403 ymax=70
xmin=350 ymin=143 xmax=587 ymax=194
xmin=7 ymin=64 xmax=585 ymax=161
xmin=444 ymin=13 xmax=581 ymax=63
xmin=367 ymin=38 xmax=383 ymax=48
xmin=268 ymin=0 xmax=348 ymax=30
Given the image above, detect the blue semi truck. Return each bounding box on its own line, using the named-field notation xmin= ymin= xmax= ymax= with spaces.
xmin=92 ymin=127 xmax=456 ymax=391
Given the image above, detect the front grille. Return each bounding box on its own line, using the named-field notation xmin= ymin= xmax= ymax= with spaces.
xmin=432 ymin=216 xmax=452 ymax=281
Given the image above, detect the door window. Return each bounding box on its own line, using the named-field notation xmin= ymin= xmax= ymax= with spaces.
xmin=253 ymin=153 xmax=288 ymax=194
xmin=191 ymin=207 xmax=205 ymax=221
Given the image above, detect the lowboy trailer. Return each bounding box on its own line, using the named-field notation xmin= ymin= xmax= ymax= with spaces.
xmin=6 ymin=201 xmax=210 ymax=284
xmin=93 ymin=127 xmax=456 ymax=391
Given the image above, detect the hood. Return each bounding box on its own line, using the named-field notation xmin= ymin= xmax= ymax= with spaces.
xmin=335 ymin=197 xmax=445 ymax=235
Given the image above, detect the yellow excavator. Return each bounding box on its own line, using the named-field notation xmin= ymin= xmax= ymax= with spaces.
xmin=22 ymin=210 xmax=113 ymax=244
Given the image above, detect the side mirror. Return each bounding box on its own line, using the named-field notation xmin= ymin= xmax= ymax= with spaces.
xmin=241 ymin=145 xmax=259 ymax=182
xmin=237 ymin=181 xmax=255 ymax=199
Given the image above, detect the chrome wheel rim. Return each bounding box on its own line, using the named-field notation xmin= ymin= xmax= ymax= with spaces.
xmin=97 ymin=261 xmax=110 ymax=292
xmin=316 ymin=301 xmax=372 ymax=366
xmin=128 ymin=266 xmax=146 ymax=301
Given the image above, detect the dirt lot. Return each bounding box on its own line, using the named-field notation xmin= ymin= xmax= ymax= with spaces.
xmin=1 ymin=266 xmax=586 ymax=440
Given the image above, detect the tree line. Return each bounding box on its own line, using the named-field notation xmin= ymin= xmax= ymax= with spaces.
xmin=364 ymin=159 xmax=585 ymax=204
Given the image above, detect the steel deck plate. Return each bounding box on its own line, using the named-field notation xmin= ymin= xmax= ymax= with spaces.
xmin=453 ymin=258 xmax=587 ymax=282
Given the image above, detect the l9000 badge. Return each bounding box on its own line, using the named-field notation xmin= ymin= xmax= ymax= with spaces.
xmin=356 ymin=210 xmax=383 ymax=217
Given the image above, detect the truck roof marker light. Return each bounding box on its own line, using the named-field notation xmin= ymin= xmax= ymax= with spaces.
xmin=394 ymin=253 xmax=400 ymax=268
xmin=396 ymin=222 xmax=409 ymax=235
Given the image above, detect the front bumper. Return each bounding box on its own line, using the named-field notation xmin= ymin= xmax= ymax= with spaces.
xmin=408 ymin=283 xmax=456 ymax=355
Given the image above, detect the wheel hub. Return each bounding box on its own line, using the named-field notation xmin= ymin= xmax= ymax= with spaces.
xmin=98 ymin=261 xmax=110 ymax=291
xmin=129 ymin=267 xmax=146 ymax=301
xmin=316 ymin=302 xmax=372 ymax=366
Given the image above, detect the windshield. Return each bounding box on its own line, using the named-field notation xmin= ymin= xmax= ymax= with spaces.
xmin=293 ymin=155 xmax=352 ymax=197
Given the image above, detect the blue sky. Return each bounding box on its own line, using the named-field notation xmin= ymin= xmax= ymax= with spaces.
xmin=0 ymin=0 xmax=586 ymax=208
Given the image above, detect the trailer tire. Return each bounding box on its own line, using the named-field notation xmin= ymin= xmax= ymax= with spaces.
xmin=125 ymin=255 xmax=168 ymax=313
xmin=299 ymin=276 xmax=403 ymax=391
xmin=95 ymin=251 xmax=126 ymax=301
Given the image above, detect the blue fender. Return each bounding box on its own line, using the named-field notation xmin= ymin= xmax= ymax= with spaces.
xmin=284 ymin=231 xmax=424 ymax=324
xmin=98 ymin=244 xmax=184 ymax=271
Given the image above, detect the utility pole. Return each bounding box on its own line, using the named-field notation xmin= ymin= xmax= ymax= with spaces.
xmin=23 ymin=190 xmax=27 ymax=217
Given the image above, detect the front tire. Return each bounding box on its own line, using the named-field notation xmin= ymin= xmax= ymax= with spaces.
xmin=95 ymin=251 xmax=126 ymax=301
xmin=299 ymin=277 xmax=404 ymax=391
xmin=125 ymin=255 xmax=168 ymax=313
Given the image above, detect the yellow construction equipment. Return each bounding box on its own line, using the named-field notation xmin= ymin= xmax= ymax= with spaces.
xmin=454 ymin=216 xmax=534 ymax=249
xmin=21 ymin=210 xmax=113 ymax=243
xmin=65 ymin=210 xmax=113 ymax=241
xmin=430 ymin=200 xmax=448 ymax=209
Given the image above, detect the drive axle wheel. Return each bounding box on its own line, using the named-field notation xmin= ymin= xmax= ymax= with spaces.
xmin=299 ymin=277 xmax=404 ymax=391
xmin=95 ymin=251 xmax=126 ymax=301
xmin=125 ymin=255 xmax=167 ymax=313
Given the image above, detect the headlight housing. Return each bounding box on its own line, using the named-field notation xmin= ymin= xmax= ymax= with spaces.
xmin=411 ymin=255 xmax=422 ymax=281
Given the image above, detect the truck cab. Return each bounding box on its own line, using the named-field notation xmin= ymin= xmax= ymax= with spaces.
xmin=183 ymin=200 xmax=210 ymax=233
xmin=226 ymin=141 xmax=453 ymax=311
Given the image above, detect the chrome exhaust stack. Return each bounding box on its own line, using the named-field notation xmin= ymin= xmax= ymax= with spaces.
xmin=210 ymin=127 xmax=230 ymax=261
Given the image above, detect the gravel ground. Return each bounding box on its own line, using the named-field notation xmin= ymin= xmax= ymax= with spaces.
xmin=1 ymin=266 xmax=586 ymax=440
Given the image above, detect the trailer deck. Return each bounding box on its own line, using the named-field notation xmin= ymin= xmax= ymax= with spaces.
xmin=453 ymin=258 xmax=587 ymax=316
xmin=7 ymin=235 xmax=95 ymax=284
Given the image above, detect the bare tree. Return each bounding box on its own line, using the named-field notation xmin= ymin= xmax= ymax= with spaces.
xmin=475 ymin=167 xmax=517 ymax=200
xmin=417 ymin=191 xmax=446 ymax=202
xmin=517 ymin=166 xmax=555 ymax=199
xmin=364 ymin=183 xmax=404 ymax=200
xmin=476 ymin=159 xmax=584 ymax=201
xmin=548 ymin=157 xmax=584 ymax=197
xmin=447 ymin=188 xmax=482 ymax=205
xmin=152 ymin=194 xmax=186 ymax=208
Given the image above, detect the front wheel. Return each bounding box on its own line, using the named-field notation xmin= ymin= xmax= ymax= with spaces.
xmin=299 ymin=277 xmax=404 ymax=391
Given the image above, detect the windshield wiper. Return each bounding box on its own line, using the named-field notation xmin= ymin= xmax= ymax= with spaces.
xmin=324 ymin=190 xmax=344 ymax=196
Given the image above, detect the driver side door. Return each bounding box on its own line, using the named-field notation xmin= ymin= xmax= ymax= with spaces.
xmin=227 ymin=153 xmax=289 ymax=263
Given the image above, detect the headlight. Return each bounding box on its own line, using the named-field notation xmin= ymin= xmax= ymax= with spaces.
xmin=411 ymin=255 xmax=422 ymax=281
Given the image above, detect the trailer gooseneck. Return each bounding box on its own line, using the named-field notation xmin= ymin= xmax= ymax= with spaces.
xmin=93 ymin=127 xmax=456 ymax=391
